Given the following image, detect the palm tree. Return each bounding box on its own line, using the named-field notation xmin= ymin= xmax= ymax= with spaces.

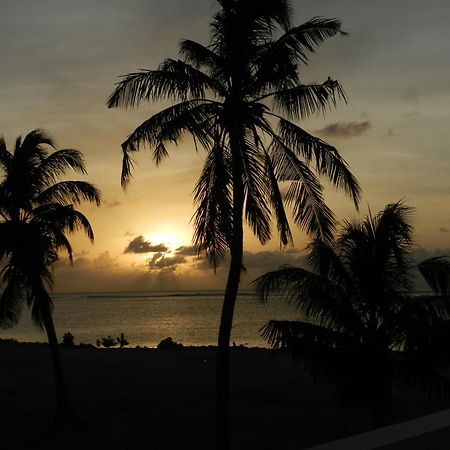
xmin=0 ymin=129 xmax=101 ymax=420
xmin=107 ymin=1 xmax=360 ymax=446
xmin=255 ymin=202 xmax=450 ymax=424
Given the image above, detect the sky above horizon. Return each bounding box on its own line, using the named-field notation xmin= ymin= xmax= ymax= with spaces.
xmin=1 ymin=0 xmax=449 ymax=292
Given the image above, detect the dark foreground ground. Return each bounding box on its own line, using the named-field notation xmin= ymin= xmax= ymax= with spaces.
xmin=0 ymin=341 xmax=446 ymax=450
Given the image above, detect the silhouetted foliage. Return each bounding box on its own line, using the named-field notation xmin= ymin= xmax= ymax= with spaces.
xmin=108 ymin=1 xmax=360 ymax=447
xmin=100 ymin=336 xmax=118 ymax=348
xmin=0 ymin=129 xmax=101 ymax=420
xmin=255 ymin=201 xmax=450 ymax=424
xmin=62 ymin=332 xmax=75 ymax=348
xmin=157 ymin=336 xmax=184 ymax=349
xmin=116 ymin=332 xmax=129 ymax=348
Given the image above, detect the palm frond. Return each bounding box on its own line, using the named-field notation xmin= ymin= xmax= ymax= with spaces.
xmin=270 ymin=17 xmax=346 ymax=65
xmin=273 ymin=79 xmax=346 ymax=120
xmin=241 ymin=136 xmax=272 ymax=244
xmin=0 ymin=265 xmax=24 ymax=329
xmin=27 ymin=279 xmax=54 ymax=329
xmin=277 ymin=117 xmax=360 ymax=208
xmin=36 ymin=181 xmax=101 ymax=207
xmin=261 ymin=319 xmax=350 ymax=351
xmin=120 ymin=100 xmax=220 ymax=187
xmin=19 ymin=129 xmax=55 ymax=152
xmin=0 ymin=136 xmax=12 ymax=174
xmin=29 ymin=149 xmax=88 ymax=194
xmin=179 ymin=40 xmax=227 ymax=86
xmin=262 ymin=149 xmax=292 ymax=246
xmin=255 ymin=263 xmax=362 ymax=333
xmin=32 ymin=204 xmax=95 ymax=242
xmin=192 ymin=132 xmax=232 ymax=267
xmin=418 ymin=256 xmax=450 ymax=296
xmin=107 ymin=59 xmax=222 ymax=108
xmin=271 ymin=138 xmax=335 ymax=243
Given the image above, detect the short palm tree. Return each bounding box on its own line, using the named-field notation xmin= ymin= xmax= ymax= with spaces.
xmin=0 ymin=129 xmax=101 ymax=420
xmin=255 ymin=202 xmax=450 ymax=423
xmin=107 ymin=0 xmax=360 ymax=446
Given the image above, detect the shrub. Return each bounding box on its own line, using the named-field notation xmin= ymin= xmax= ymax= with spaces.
xmin=100 ymin=335 xmax=117 ymax=348
xmin=116 ymin=332 xmax=129 ymax=348
xmin=157 ymin=337 xmax=183 ymax=350
xmin=62 ymin=332 xmax=75 ymax=348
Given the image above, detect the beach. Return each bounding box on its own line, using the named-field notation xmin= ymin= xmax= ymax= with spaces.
xmin=0 ymin=341 xmax=445 ymax=450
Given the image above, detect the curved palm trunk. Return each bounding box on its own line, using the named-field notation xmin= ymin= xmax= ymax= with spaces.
xmin=41 ymin=303 xmax=71 ymax=421
xmin=216 ymin=235 xmax=243 ymax=450
xmin=216 ymin=125 xmax=245 ymax=450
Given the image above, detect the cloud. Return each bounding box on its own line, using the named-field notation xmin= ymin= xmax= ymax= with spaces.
xmin=147 ymin=253 xmax=187 ymax=271
xmin=403 ymin=89 xmax=419 ymax=104
xmin=124 ymin=235 xmax=169 ymax=254
xmin=192 ymin=249 xmax=309 ymax=273
xmin=316 ymin=121 xmax=371 ymax=139
xmin=54 ymin=251 xmax=186 ymax=292
xmin=103 ymin=199 xmax=121 ymax=208
xmin=175 ymin=245 xmax=198 ymax=256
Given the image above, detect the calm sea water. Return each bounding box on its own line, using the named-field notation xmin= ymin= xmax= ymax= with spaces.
xmin=0 ymin=290 xmax=301 ymax=348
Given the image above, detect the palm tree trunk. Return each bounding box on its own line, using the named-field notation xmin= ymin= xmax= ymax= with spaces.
xmin=216 ymin=128 xmax=245 ymax=450
xmin=216 ymin=242 xmax=243 ymax=450
xmin=41 ymin=304 xmax=71 ymax=421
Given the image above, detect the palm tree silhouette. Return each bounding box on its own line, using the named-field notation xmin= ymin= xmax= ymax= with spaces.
xmin=0 ymin=129 xmax=101 ymax=420
xmin=107 ymin=1 xmax=360 ymax=446
xmin=255 ymin=202 xmax=450 ymax=425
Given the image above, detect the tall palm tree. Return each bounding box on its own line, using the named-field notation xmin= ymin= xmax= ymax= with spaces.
xmin=107 ymin=1 xmax=360 ymax=446
xmin=0 ymin=129 xmax=101 ymax=420
xmin=255 ymin=202 xmax=450 ymax=424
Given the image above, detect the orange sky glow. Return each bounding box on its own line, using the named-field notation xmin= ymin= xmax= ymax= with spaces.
xmin=1 ymin=0 xmax=449 ymax=292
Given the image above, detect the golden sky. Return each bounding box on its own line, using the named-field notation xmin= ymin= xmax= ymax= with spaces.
xmin=1 ymin=0 xmax=449 ymax=292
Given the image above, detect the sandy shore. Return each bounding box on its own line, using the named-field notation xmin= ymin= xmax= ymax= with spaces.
xmin=0 ymin=341 xmax=445 ymax=449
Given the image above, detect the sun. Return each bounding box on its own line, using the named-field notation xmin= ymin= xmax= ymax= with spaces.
xmin=144 ymin=231 xmax=187 ymax=254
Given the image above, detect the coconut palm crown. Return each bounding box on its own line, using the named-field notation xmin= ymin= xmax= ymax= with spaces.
xmin=0 ymin=129 xmax=101 ymax=418
xmin=255 ymin=202 xmax=450 ymax=416
xmin=107 ymin=1 xmax=360 ymax=447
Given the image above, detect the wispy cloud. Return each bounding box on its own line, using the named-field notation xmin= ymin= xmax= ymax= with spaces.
xmin=316 ymin=121 xmax=371 ymax=139
xmin=104 ymin=199 xmax=121 ymax=208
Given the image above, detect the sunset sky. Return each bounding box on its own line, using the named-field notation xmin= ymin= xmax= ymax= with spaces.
xmin=1 ymin=0 xmax=449 ymax=292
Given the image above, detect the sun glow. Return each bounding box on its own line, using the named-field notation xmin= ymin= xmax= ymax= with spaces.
xmin=145 ymin=231 xmax=187 ymax=254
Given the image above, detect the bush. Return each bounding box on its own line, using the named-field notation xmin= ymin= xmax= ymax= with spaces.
xmin=62 ymin=332 xmax=75 ymax=348
xmin=116 ymin=332 xmax=129 ymax=348
xmin=157 ymin=337 xmax=183 ymax=350
xmin=99 ymin=335 xmax=117 ymax=348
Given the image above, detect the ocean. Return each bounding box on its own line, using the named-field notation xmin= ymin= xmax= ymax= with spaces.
xmin=0 ymin=290 xmax=300 ymax=348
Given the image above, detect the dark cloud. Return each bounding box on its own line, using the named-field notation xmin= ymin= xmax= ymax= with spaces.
xmin=316 ymin=121 xmax=371 ymax=139
xmin=175 ymin=245 xmax=198 ymax=256
xmin=404 ymin=89 xmax=419 ymax=104
xmin=439 ymin=227 xmax=449 ymax=233
xmin=147 ymin=253 xmax=187 ymax=271
xmin=192 ymin=249 xmax=309 ymax=273
xmin=124 ymin=235 xmax=168 ymax=254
